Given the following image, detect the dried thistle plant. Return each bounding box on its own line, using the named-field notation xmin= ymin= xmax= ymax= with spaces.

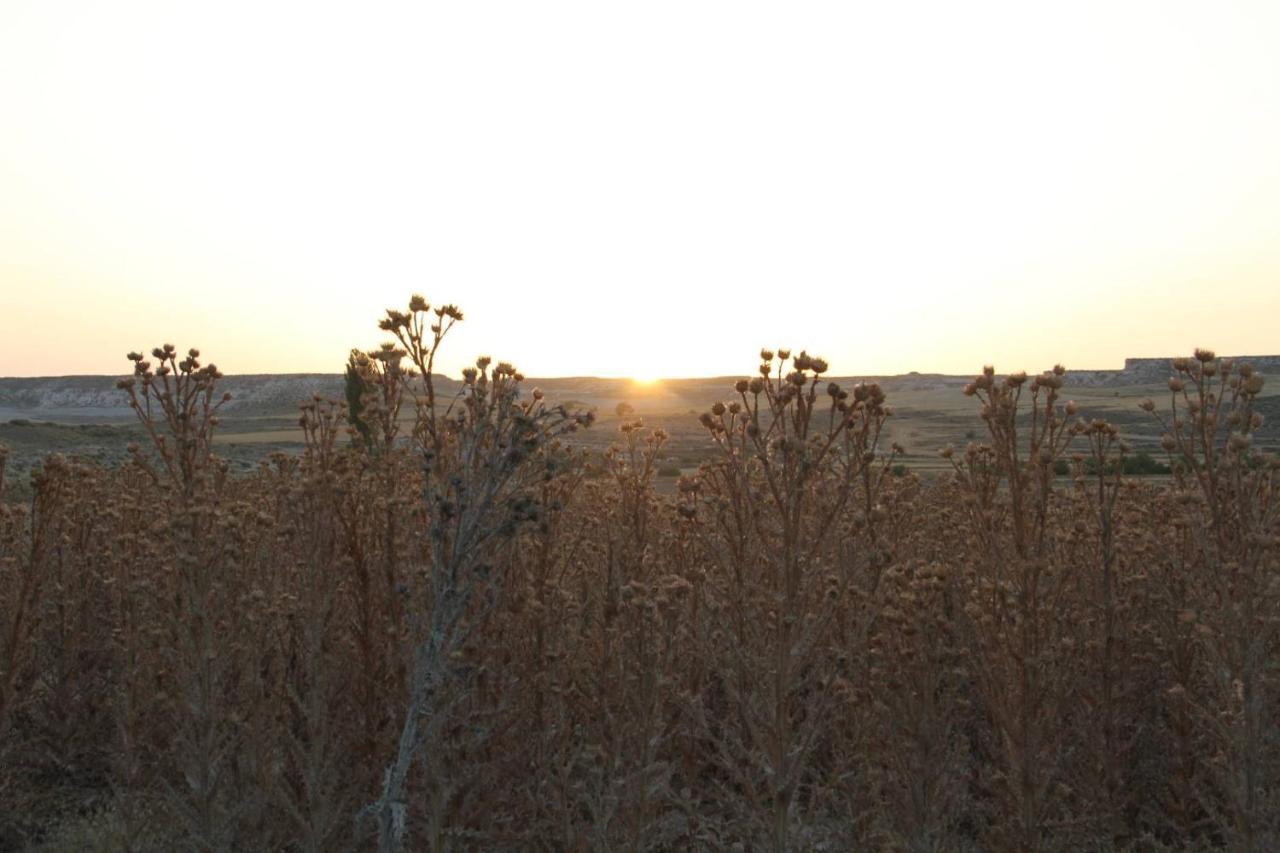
xmin=1 ymin=328 xmax=1277 ymax=852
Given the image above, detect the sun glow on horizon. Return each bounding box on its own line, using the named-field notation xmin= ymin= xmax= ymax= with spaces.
xmin=2 ymin=1 xmax=1280 ymax=379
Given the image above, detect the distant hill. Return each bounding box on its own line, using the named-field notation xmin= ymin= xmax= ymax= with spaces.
xmin=3 ymin=355 xmax=1278 ymax=422
xmin=1068 ymin=356 xmax=1280 ymax=387
xmin=0 ymin=374 xmax=354 ymax=421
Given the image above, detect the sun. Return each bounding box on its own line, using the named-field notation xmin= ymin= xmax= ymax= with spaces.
xmin=629 ymin=374 xmax=662 ymax=387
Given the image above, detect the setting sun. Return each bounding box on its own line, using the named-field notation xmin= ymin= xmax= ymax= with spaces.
xmin=3 ymin=2 xmax=1280 ymax=847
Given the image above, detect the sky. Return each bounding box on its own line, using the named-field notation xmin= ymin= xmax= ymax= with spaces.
xmin=1 ymin=1 xmax=1279 ymax=380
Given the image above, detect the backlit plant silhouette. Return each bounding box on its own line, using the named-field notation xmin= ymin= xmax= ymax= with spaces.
xmin=0 ymin=307 xmax=1276 ymax=853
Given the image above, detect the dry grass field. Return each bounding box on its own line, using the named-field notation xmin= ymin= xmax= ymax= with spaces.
xmin=1 ymin=298 xmax=1278 ymax=851
xmin=7 ymin=372 xmax=1273 ymax=493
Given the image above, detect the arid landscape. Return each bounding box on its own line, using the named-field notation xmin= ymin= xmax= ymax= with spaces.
xmin=5 ymin=355 xmax=1277 ymax=492
xmin=2 ymin=297 xmax=1278 ymax=850
xmin=5 ymin=2 xmax=1280 ymax=850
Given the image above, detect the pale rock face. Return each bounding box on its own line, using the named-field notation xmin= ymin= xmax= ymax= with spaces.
xmin=0 ymin=374 xmax=348 ymax=420
xmin=1065 ymin=356 xmax=1280 ymax=388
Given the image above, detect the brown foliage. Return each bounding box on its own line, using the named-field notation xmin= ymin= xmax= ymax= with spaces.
xmin=1 ymin=312 xmax=1277 ymax=852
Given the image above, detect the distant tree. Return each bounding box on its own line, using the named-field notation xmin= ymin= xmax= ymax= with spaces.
xmin=1054 ymin=451 xmax=1171 ymax=477
xmin=1120 ymin=451 xmax=1170 ymax=475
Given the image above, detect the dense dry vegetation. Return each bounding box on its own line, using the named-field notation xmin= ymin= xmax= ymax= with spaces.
xmin=1 ymin=299 xmax=1278 ymax=852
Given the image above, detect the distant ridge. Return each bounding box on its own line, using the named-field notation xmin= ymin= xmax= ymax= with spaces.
xmin=2 ymin=356 xmax=1277 ymax=421
xmin=1065 ymin=355 xmax=1280 ymax=387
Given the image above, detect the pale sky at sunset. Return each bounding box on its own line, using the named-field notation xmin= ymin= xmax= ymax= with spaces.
xmin=2 ymin=1 xmax=1278 ymax=379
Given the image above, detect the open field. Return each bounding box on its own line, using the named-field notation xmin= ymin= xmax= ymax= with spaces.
xmin=6 ymin=1 xmax=1280 ymax=848
xmin=5 ymin=366 xmax=1278 ymax=490
xmin=2 ymin=308 xmax=1279 ymax=851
